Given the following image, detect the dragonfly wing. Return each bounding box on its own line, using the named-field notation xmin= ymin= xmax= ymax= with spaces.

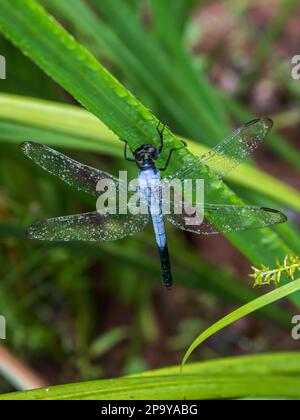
xmin=167 ymin=118 xmax=273 ymax=180
xmin=21 ymin=142 xmax=121 ymax=196
xmin=199 ymin=118 xmax=273 ymax=178
xmin=27 ymin=211 xmax=149 ymax=241
xmin=164 ymin=202 xmax=287 ymax=235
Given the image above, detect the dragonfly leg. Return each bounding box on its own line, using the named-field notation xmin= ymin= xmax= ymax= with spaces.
xmin=124 ymin=141 xmax=135 ymax=162
xmin=158 ymin=141 xmax=187 ymax=171
xmin=157 ymin=121 xmax=166 ymax=154
xmin=124 ymin=141 xmax=141 ymax=168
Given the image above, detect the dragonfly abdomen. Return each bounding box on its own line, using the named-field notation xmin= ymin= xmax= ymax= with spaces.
xmin=158 ymin=242 xmax=172 ymax=290
xmin=151 ymin=211 xmax=172 ymax=289
xmin=138 ymin=166 xmax=173 ymax=289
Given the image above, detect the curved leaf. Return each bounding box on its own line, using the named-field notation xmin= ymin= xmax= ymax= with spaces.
xmin=182 ymin=278 xmax=300 ymax=367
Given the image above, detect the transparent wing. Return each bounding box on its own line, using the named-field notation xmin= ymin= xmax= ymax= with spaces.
xmin=168 ymin=118 xmax=273 ymax=180
xmin=200 ymin=118 xmax=273 ymax=177
xmin=27 ymin=211 xmax=149 ymax=242
xmin=21 ymin=142 xmax=121 ymax=196
xmin=164 ymin=202 xmax=287 ymax=235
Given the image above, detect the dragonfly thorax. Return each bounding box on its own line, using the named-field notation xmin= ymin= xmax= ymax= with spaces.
xmin=138 ymin=167 xmax=161 ymax=216
xmin=138 ymin=167 xmax=161 ymax=186
xmin=134 ymin=144 xmax=159 ymax=165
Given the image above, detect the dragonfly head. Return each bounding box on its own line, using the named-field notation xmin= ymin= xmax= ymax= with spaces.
xmin=134 ymin=144 xmax=159 ymax=162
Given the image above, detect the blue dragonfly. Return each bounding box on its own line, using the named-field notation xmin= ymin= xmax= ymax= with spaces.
xmin=21 ymin=118 xmax=287 ymax=289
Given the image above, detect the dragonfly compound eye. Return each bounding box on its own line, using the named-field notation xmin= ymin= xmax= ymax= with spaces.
xmin=134 ymin=145 xmax=157 ymax=160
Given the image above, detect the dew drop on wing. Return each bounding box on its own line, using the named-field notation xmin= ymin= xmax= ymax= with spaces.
xmin=26 ymin=211 xmax=149 ymax=242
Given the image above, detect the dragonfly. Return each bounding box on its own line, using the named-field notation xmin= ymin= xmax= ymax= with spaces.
xmin=21 ymin=118 xmax=287 ymax=289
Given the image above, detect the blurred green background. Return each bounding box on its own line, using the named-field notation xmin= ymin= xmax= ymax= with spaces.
xmin=0 ymin=0 xmax=300 ymax=392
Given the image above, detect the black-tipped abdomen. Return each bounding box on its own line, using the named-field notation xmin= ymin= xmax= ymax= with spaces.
xmin=158 ymin=245 xmax=173 ymax=290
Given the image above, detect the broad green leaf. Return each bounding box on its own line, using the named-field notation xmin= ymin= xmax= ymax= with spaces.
xmin=1 ymin=353 xmax=300 ymax=400
xmin=182 ymin=278 xmax=300 ymax=366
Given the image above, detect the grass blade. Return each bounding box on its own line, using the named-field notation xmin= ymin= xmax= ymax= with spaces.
xmin=181 ymin=278 xmax=300 ymax=367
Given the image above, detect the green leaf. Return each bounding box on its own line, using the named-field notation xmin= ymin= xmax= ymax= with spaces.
xmin=1 ymin=353 xmax=300 ymax=400
xmin=181 ymin=278 xmax=300 ymax=367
